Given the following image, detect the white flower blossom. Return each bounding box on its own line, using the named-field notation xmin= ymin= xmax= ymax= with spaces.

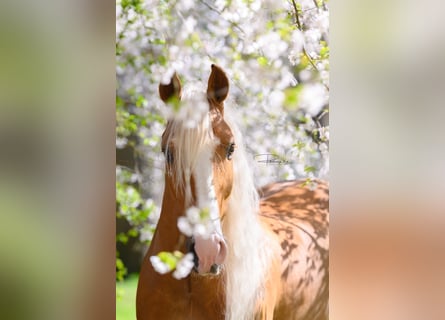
xmin=173 ymin=253 xmax=195 ymax=279
xmin=250 ymin=0 xmax=261 ymax=12
xmin=177 ymin=206 xmax=216 ymax=238
xmin=289 ymin=30 xmax=305 ymax=63
xmin=315 ymin=10 xmax=329 ymax=35
xmin=177 ymin=0 xmax=194 ymax=11
xmin=319 ymin=126 xmax=329 ymax=141
xmin=299 ymin=69 xmax=312 ymax=82
xmin=185 ymin=206 xmax=200 ymax=224
xmin=298 ymin=83 xmax=328 ymax=117
xmin=139 ymin=227 xmax=153 ymax=242
xmin=116 ymin=137 xmax=128 ymax=149
xmin=214 ymin=0 xmax=226 ymax=12
xmin=184 ymin=16 xmax=197 ymax=33
xmin=177 ymin=216 xmax=193 ymax=237
xmin=257 ymin=32 xmax=288 ymax=61
xmin=268 ymin=90 xmax=285 ymax=110
xmin=173 ymin=91 xmax=208 ymax=128
xmin=304 ymin=29 xmax=322 ymax=58
xmin=149 ymin=255 xmax=172 ymax=274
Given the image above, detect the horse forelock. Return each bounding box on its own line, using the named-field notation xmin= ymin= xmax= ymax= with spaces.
xmin=163 ymin=84 xmax=223 ymax=205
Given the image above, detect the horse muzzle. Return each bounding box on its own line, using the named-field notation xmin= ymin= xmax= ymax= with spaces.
xmin=188 ymin=233 xmax=227 ymax=275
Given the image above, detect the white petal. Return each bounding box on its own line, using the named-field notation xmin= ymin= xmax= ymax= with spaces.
xmin=177 ymin=217 xmax=193 ymax=237
xmin=193 ymin=224 xmax=209 ymax=238
xmin=186 ymin=207 xmax=200 ymax=224
xmin=173 ymin=253 xmax=194 ymax=279
xmin=150 ymin=256 xmax=171 ymax=274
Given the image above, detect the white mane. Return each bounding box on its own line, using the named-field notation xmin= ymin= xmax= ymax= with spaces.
xmin=222 ymin=109 xmax=275 ymax=320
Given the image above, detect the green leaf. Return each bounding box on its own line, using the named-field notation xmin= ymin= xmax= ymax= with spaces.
xmin=117 ymin=232 xmax=129 ymax=244
xmin=304 ymin=166 xmax=316 ymax=173
xmin=283 ymin=85 xmax=303 ymax=110
xmin=116 ymin=258 xmax=127 ymax=281
xmin=128 ymin=229 xmax=138 ymax=237
xmin=320 ymin=44 xmax=330 ymax=59
xmin=301 ymin=177 xmax=314 ymax=187
xmin=116 ymin=95 xmax=124 ymax=108
xmin=199 ymin=207 xmax=210 ymax=220
xmin=158 ymin=252 xmax=178 ymax=270
xmin=293 ymin=141 xmax=306 ymax=150
xmin=135 ymin=95 xmax=147 ymax=108
xmin=173 ymin=251 xmax=184 ymax=259
xmin=257 ymin=56 xmax=268 ymax=67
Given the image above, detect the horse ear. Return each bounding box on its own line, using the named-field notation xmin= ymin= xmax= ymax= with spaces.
xmin=159 ymin=72 xmax=182 ymax=103
xmin=207 ymin=64 xmax=229 ymax=104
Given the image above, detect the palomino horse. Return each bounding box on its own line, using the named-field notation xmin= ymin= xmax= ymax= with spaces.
xmin=136 ymin=65 xmax=329 ymax=320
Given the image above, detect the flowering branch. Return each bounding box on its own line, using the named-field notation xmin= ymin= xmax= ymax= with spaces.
xmin=290 ymin=0 xmax=302 ymax=29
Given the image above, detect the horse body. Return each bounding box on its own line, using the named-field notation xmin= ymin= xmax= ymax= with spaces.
xmin=259 ymin=180 xmax=329 ymax=320
xmin=136 ymin=65 xmax=328 ymax=320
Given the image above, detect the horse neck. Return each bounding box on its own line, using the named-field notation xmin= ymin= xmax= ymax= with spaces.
xmin=151 ymin=180 xmax=187 ymax=252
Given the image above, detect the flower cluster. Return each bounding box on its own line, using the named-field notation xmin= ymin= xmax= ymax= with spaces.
xmin=177 ymin=206 xmax=217 ymax=239
xmin=150 ymin=251 xmax=195 ymax=279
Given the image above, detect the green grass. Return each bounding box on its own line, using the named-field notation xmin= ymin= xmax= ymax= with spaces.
xmin=116 ymin=274 xmax=138 ymax=320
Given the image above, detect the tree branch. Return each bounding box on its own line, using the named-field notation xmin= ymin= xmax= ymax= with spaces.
xmin=290 ymin=0 xmax=302 ymax=30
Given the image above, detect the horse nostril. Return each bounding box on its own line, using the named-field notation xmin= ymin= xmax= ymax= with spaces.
xmin=210 ymin=264 xmax=221 ymax=275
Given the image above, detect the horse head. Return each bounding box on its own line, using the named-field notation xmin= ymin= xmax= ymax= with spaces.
xmin=159 ymin=65 xmax=235 ymax=275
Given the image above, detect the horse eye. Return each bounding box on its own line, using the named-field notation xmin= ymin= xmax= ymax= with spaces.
xmin=226 ymin=143 xmax=235 ymax=160
xmin=162 ymin=146 xmax=174 ymax=164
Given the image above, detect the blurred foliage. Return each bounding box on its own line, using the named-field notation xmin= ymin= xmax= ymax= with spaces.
xmin=115 ymin=165 xmax=155 ymax=280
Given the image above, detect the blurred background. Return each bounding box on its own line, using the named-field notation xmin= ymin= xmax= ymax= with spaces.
xmin=0 ymin=0 xmax=444 ymax=319
xmin=0 ymin=1 xmax=115 ymax=319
